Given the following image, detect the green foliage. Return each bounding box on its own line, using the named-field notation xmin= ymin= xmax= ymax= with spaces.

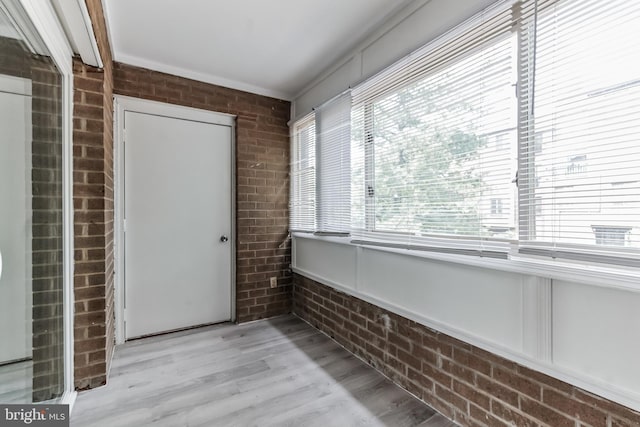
xmin=371 ymin=82 xmax=486 ymax=236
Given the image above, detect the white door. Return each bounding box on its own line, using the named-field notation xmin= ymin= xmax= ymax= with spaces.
xmin=124 ymin=109 xmax=232 ymax=339
xmin=0 ymin=75 xmax=32 ymax=363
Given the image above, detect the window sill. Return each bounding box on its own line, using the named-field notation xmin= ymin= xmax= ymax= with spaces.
xmin=292 ymin=232 xmax=640 ymax=292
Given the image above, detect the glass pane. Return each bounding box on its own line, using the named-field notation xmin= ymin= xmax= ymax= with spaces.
xmin=371 ymin=35 xmax=517 ymax=238
xmin=531 ymin=0 xmax=640 ymax=248
xmin=0 ymin=5 xmax=65 ymax=402
xmin=290 ymin=120 xmax=316 ymax=231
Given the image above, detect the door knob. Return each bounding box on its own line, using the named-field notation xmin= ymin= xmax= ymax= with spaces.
xmin=220 ymin=235 xmax=229 ymax=243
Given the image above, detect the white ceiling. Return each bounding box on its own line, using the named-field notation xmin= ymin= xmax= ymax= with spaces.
xmin=102 ymin=0 xmax=412 ymax=100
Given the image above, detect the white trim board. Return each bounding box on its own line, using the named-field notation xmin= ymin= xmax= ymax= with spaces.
xmin=293 ymin=233 xmax=640 ymax=293
xmin=0 ymin=73 xmax=31 ymax=95
xmin=51 ymin=0 xmax=102 ymax=68
xmin=113 ymin=95 xmax=237 ymax=345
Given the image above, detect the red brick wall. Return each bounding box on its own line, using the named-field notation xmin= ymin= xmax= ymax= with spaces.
xmin=72 ymin=0 xmax=115 ymax=390
xmin=112 ymin=62 xmax=292 ymax=323
xmin=30 ymin=57 xmax=65 ymax=402
xmin=87 ymin=0 xmax=116 ymax=384
xmin=293 ymin=273 xmax=640 ymax=427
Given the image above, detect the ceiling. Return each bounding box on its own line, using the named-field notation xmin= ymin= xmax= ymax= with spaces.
xmin=102 ymin=0 xmax=412 ymax=100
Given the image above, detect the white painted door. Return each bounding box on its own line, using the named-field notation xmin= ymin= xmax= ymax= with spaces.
xmin=0 ymin=76 xmax=32 ymax=363
xmin=124 ymin=110 xmax=232 ymax=339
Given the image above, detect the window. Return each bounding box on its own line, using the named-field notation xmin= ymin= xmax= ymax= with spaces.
xmin=290 ymin=115 xmax=316 ymax=232
xmin=291 ymin=0 xmax=640 ymax=267
xmin=518 ymin=0 xmax=640 ymax=263
xmin=566 ymin=155 xmax=587 ymax=175
xmin=592 ymin=226 xmax=632 ymax=247
xmin=350 ymin=2 xmax=517 ymax=255
xmin=491 ymin=199 xmax=504 ymax=215
xmin=315 ymin=92 xmax=351 ymax=234
xmin=364 ymin=39 xmax=515 ymax=238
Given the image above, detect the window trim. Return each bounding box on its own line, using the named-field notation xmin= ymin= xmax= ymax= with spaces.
xmin=294 ymin=232 xmax=640 ymax=293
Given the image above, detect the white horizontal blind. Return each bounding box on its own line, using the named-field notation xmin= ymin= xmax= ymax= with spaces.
xmin=290 ymin=114 xmax=316 ymax=232
xmin=316 ymin=92 xmax=352 ymax=234
xmin=352 ymin=1 xmax=514 ymax=105
xmin=351 ymin=1 xmax=517 ymax=256
xmin=518 ymin=0 xmax=640 ymax=266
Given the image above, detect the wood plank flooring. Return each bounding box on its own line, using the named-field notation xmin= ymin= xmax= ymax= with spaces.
xmin=71 ymin=315 xmax=456 ymax=427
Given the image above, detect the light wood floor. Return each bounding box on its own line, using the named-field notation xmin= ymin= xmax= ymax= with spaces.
xmin=72 ymin=315 xmax=456 ymax=427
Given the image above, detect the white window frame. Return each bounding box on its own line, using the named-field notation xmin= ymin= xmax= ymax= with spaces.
xmin=5 ymin=0 xmax=77 ymax=407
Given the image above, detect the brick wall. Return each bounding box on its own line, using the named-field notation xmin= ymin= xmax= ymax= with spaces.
xmin=0 ymin=36 xmax=65 ymax=402
xmin=293 ymin=274 xmax=640 ymax=427
xmin=112 ymin=62 xmax=292 ymax=322
xmin=0 ymin=37 xmax=30 ymax=77
xmin=72 ymin=0 xmax=115 ymax=390
xmin=88 ymin=0 xmax=116 ymax=384
xmin=30 ymin=57 xmax=65 ymax=402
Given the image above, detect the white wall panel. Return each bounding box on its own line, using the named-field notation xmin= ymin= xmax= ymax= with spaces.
xmin=359 ymin=247 xmax=523 ymax=350
xmin=294 ymin=237 xmax=357 ymax=290
xmin=294 ymin=58 xmax=356 ymax=121
xmin=553 ymin=280 xmax=640 ymax=397
xmin=360 ymin=0 xmax=495 ymax=81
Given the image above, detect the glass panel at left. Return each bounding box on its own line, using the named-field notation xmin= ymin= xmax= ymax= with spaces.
xmin=0 ymin=4 xmax=65 ymax=403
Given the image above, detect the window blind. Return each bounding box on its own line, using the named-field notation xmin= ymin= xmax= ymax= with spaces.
xmin=517 ymin=0 xmax=640 ymax=266
xmin=350 ymin=0 xmax=517 ymax=256
xmin=289 ymin=114 xmax=316 ymax=232
xmin=315 ymin=91 xmax=352 ymax=234
xmin=352 ymin=1 xmax=515 ymax=106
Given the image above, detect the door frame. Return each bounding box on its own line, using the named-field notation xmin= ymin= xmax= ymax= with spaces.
xmin=113 ymin=95 xmax=236 ymax=344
